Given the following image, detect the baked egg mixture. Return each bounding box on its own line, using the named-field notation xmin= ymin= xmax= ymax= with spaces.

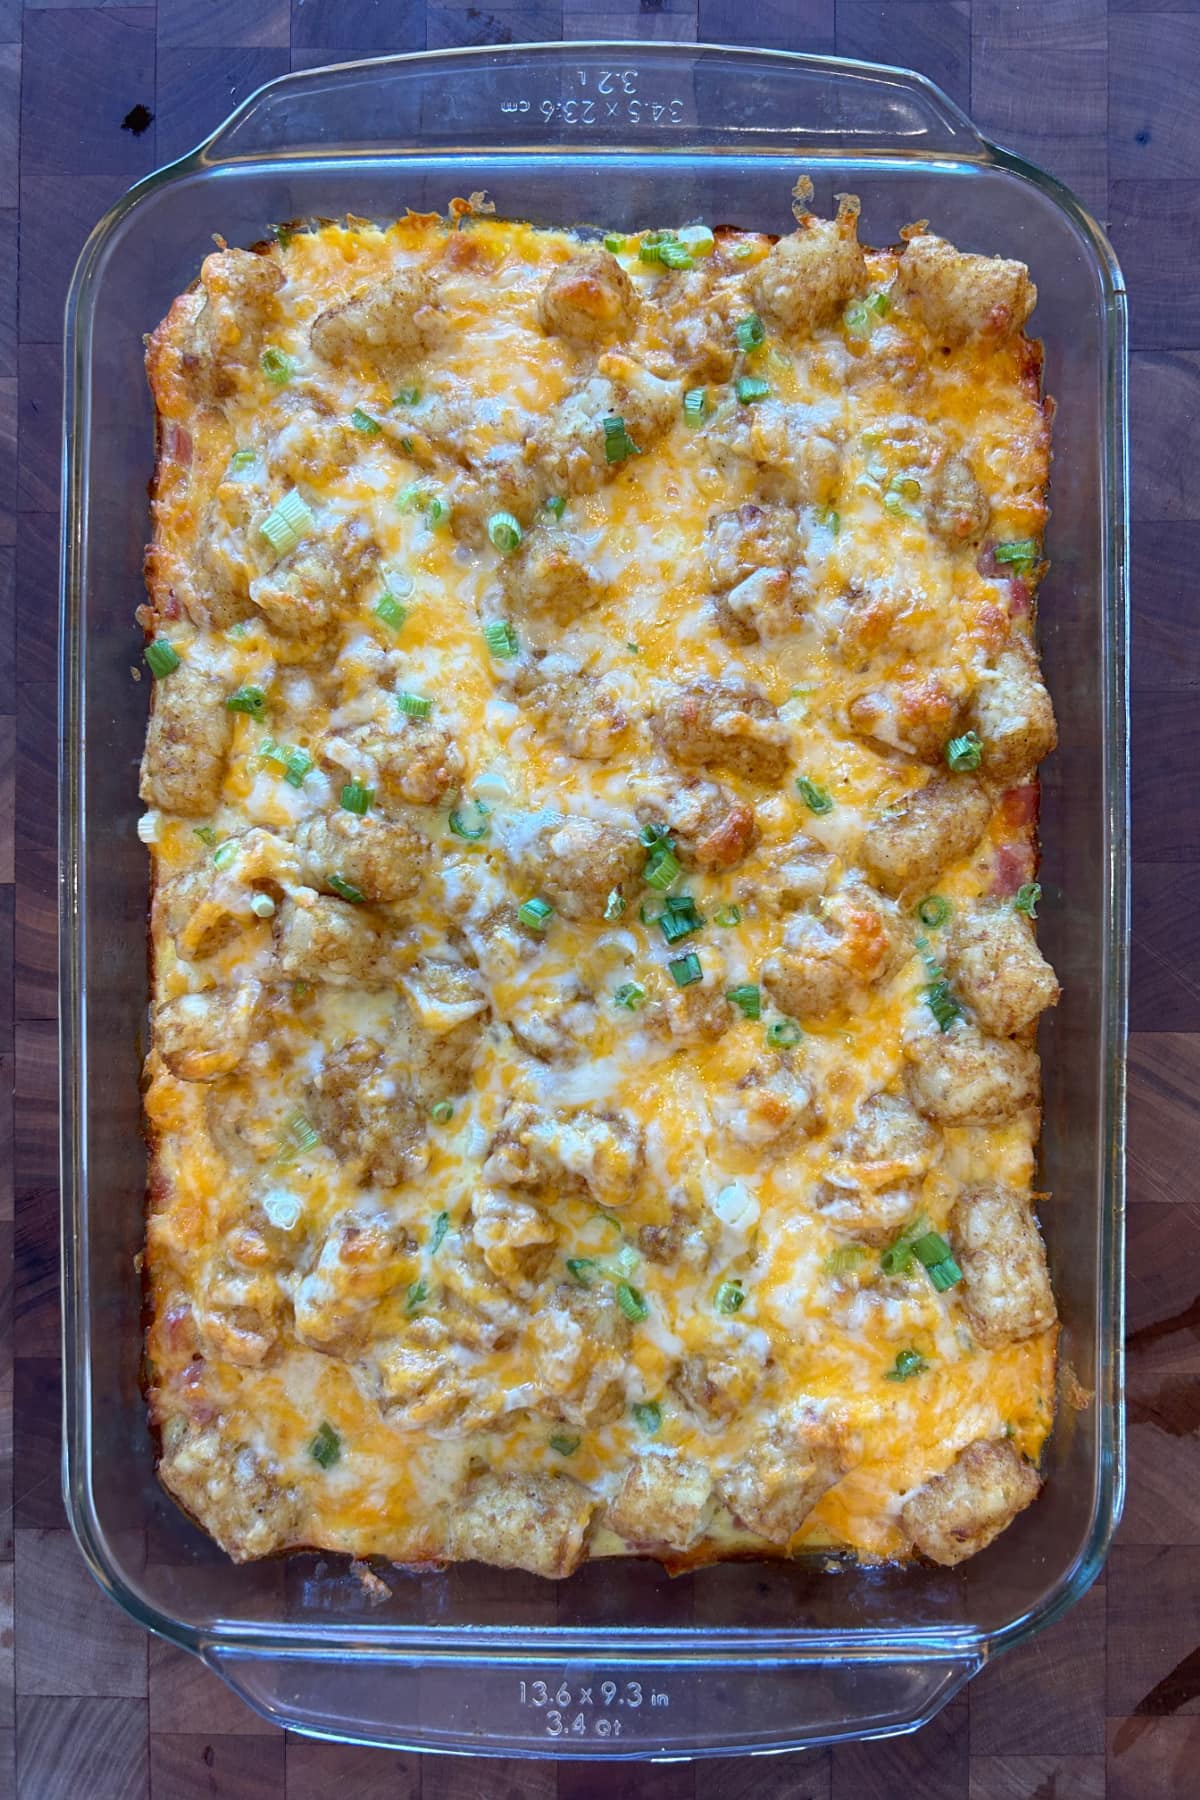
xmin=138 ymin=190 xmax=1060 ymax=1575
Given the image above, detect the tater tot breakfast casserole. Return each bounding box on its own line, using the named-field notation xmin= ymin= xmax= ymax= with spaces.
xmin=136 ymin=187 xmax=1061 ymax=1577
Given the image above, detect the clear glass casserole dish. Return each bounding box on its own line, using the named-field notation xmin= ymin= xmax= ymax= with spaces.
xmin=59 ymin=41 xmax=1129 ymax=1759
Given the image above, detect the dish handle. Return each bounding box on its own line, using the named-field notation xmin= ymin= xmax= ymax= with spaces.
xmin=205 ymin=1646 xmax=980 ymax=1757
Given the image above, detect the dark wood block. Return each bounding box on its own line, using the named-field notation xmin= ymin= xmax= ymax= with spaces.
xmin=0 ymin=377 xmax=13 ymax=548
xmin=15 ymin=1527 xmax=147 ymax=1698
xmin=1110 ymin=0 xmax=1200 ymax=11
xmin=1130 ymin=352 xmax=1200 ymax=522
xmin=284 ymin=1734 xmax=423 ymax=1797
xmin=291 ymin=0 xmax=427 ymax=52
xmin=12 ymin=1358 xmax=64 ymax=1531
xmin=155 ymin=47 xmax=293 ymax=167
xmin=149 ymin=1733 xmax=285 ymax=1799
xmin=0 ymin=45 xmax=17 ymax=213
xmin=1130 ymin=522 xmax=1200 ymax=689
xmin=17 ymin=1695 xmax=148 ymax=1800
xmin=14 ymin=1188 xmax=60 ymax=1361
xmin=831 ymin=1699 xmax=968 ymax=1798
xmin=16 ymin=347 xmax=61 ymax=513
xmin=0 ymin=1053 xmax=13 ymax=1223
xmin=971 ymin=0 xmax=1108 ymax=218
xmin=1131 ymin=689 xmax=1200 ymax=862
xmin=15 ymin=515 xmax=56 ymax=687
xmin=562 ymin=5 xmax=699 ymax=44
xmin=427 ymin=3 xmax=564 ymax=51
xmin=0 ymin=711 xmax=11 ymax=884
xmin=1118 ymin=1202 xmax=1200 ymax=1544
xmin=1129 ymin=1034 xmax=1200 ymax=1206
xmin=13 ymin=1020 xmax=55 ymax=1193
xmin=969 ymin=1582 xmax=1106 ymax=1755
xmin=19 ymin=6 xmax=157 ymax=182
xmin=149 ymin=1638 xmax=280 ymax=1737
xmin=0 ymin=211 xmax=15 ymax=378
xmin=18 ymin=176 xmax=136 ymax=350
xmin=968 ymin=1756 xmax=1106 ymax=1800
xmin=1110 ymin=184 xmax=1200 ymax=352
xmin=698 ymin=0 xmax=835 ymax=51
xmin=0 ymin=1570 xmax=15 ymax=1722
xmin=1131 ymin=867 xmax=1200 ymax=1031
xmin=1106 ymin=1545 xmax=1200 ymax=1714
xmin=1110 ymin=15 xmax=1200 ymax=180
xmin=14 ymin=847 xmax=53 ymax=1027
xmin=1107 ymin=1716 xmax=1200 ymax=1800
xmin=13 ymin=683 xmax=53 ymax=876
xmin=561 ymin=1759 xmax=695 ymax=1799
xmin=422 ymin=1753 xmax=556 ymax=1799
xmin=696 ymin=1748 xmax=830 ymax=1798
xmin=835 ymin=1 xmax=971 ymax=111
xmin=0 ymin=549 xmax=13 ymax=711
xmin=158 ymin=0 xmax=291 ymax=47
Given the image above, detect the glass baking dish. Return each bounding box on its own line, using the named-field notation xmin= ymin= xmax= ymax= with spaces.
xmin=59 ymin=41 xmax=1129 ymax=1759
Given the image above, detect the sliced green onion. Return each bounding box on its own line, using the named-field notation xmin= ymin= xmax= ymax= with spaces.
xmin=1015 ymin=882 xmax=1042 ymax=919
xmin=603 ymin=233 xmax=626 ymax=254
xmin=449 ymin=799 xmax=491 ymax=841
xmin=406 ymin=1278 xmax=428 ymax=1313
xmin=683 ymin=386 xmax=709 ymax=426
xmin=912 ymin=1231 xmax=953 ymax=1269
xmin=657 ymin=894 xmax=704 ymax=945
xmin=613 ymin=981 xmax=647 ymax=1011
xmin=824 ymin=1244 xmax=867 ymax=1277
xmin=604 ymin=888 xmax=626 ymax=921
xmin=544 ymin=495 xmax=566 ymax=520
xmin=230 ymin=448 xmax=256 ymax=474
xmin=659 ymin=242 xmax=694 ymax=270
xmin=917 ymin=895 xmax=951 ymax=928
xmin=260 ymin=488 xmax=315 ymax=556
xmin=427 ymin=494 xmax=451 ymax=528
xmin=945 ymin=731 xmax=983 ymax=773
xmin=844 ymin=299 xmax=871 ymax=337
xmin=616 ymin=1280 xmax=649 ymax=1322
xmin=259 ymin=739 xmax=313 ymax=788
xmin=488 ymin=511 xmax=522 ymax=553
xmin=350 ymin=406 xmax=380 ymax=435
xmin=638 ymin=821 xmax=671 ymax=849
xmin=816 ymin=505 xmax=840 ymax=534
xmin=193 ymin=825 xmax=217 ymax=847
xmin=994 ymin=538 xmax=1039 ymax=573
xmin=796 ymin=776 xmax=834 ymax=815
xmin=736 ymin=375 xmax=770 ymax=404
xmin=518 ymin=896 xmax=554 ymax=932
xmin=566 ymin=1256 xmax=597 ymax=1287
xmin=890 ymin=474 xmax=922 ymax=501
xmin=144 ymin=640 xmax=180 ymax=679
xmin=714 ymin=904 xmax=742 ymax=928
xmin=726 ymin=984 xmax=761 ymax=1021
xmin=927 ymin=1256 xmax=963 ymax=1293
xmin=430 ymin=1210 xmax=450 ymax=1252
xmin=767 ymin=1018 xmax=801 ymax=1048
xmin=483 ymin=619 xmax=519 ymax=660
xmin=867 ymin=290 xmax=891 ymax=317
xmin=734 ymin=313 xmax=766 ymax=352
xmin=328 ymin=873 xmax=366 ymax=905
xmin=677 ymin=224 xmax=716 ymax=258
xmin=638 ymin=235 xmax=691 ymax=269
xmin=430 ymin=1100 xmax=455 ymax=1124
xmin=261 ymin=346 xmax=295 ymax=387
xmin=643 ymin=842 xmax=682 ymax=893
xmin=884 ymin=1349 xmax=927 ymax=1382
xmin=212 ymin=840 xmax=238 ymax=871
xmin=632 ymin=1399 xmax=662 ymax=1433
xmin=373 ymin=593 xmax=407 ymax=631
xmin=392 ymin=385 xmax=421 ymax=406
xmin=396 ymin=481 xmax=427 ymax=512
xmin=340 ymin=782 xmax=374 ymax=815
xmin=270 ymin=222 xmax=294 ymax=249
xmin=396 ymin=691 xmax=433 ymax=720
xmin=250 ymin=892 xmax=276 ymax=919
xmin=926 ymin=977 xmax=962 ymax=1033
xmin=880 ymin=1229 xmax=918 ymax=1277
xmin=549 ymin=1432 xmax=581 ymax=1457
xmin=226 ymin=684 xmax=267 ymax=719
xmin=602 ymin=414 xmax=640 ymax=464
xmin=277 ymin=1109 xmax=319 ymax=1166
xmin=309 ymin=1421 xmax=341 ymax=1468
xmin=714 ymin=1279 xmax=745 ymax=1315
xmin=668 ymin=952 xmax=703 ymax=988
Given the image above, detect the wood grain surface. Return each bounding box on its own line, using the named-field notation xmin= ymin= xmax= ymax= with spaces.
xmin=3 ymin=1 xmax=1196 ymax=1794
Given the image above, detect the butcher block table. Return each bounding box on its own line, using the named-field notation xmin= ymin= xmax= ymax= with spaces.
xmin=2 ymin=0 xmax=1196 ymax=1794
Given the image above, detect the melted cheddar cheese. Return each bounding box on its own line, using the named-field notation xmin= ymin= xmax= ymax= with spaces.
xmin=140 ymin=196 xmax=1059 ymax=1575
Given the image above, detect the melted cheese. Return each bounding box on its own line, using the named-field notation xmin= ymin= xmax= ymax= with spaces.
xmin=140 ymin=204 xmax=1055 ymax=1569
